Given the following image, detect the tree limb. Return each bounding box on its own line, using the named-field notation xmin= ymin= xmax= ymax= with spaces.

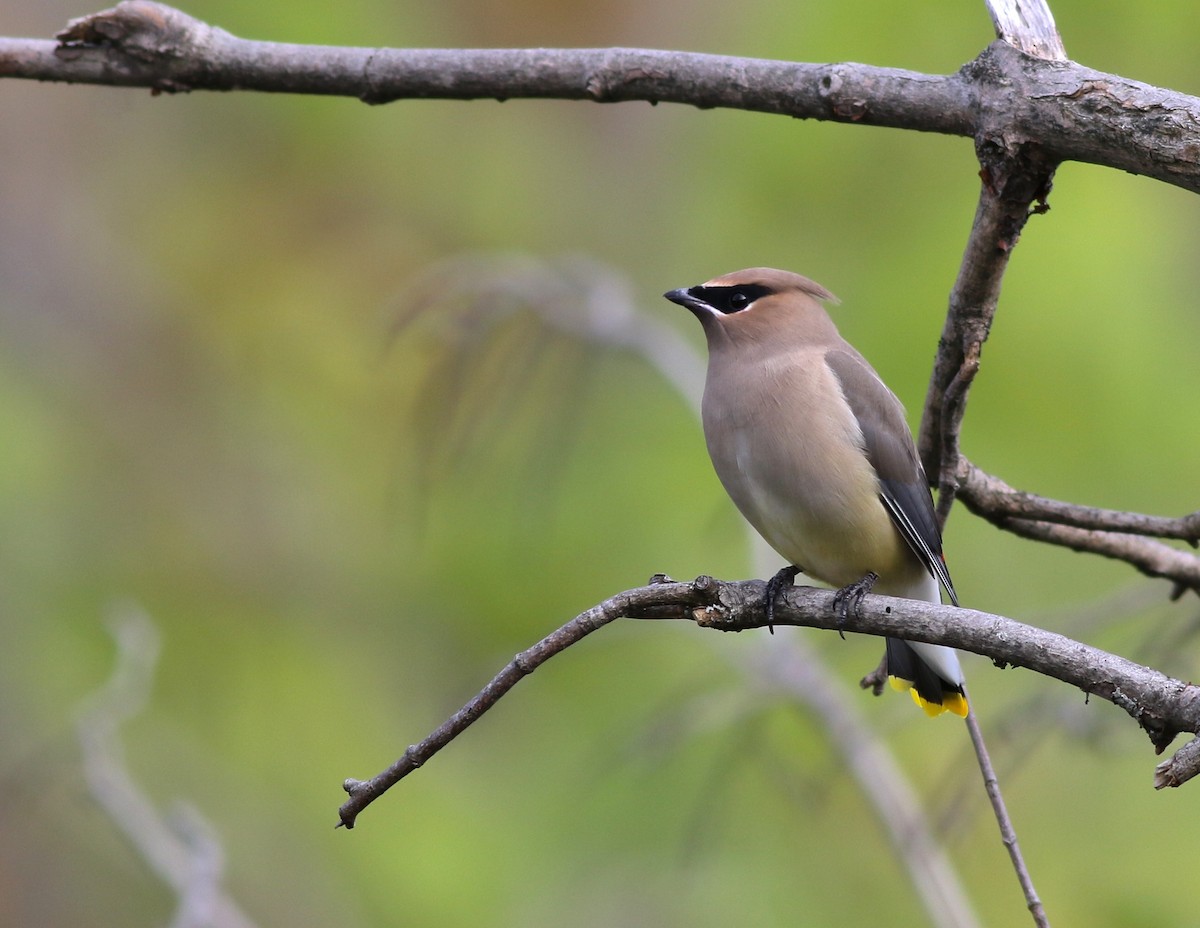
xmin=2 ymin=2 xmax=1200 ymax=192
xmin=955 ymin=458 xmax=1200 ymax=595
xmin=958 ymin=458 xmax=1200 ymax=545
xmin=338 ymin=576 xmax=1200 ymax=827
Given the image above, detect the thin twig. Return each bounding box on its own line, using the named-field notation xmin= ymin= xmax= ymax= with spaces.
xmin=338 ymin=579 xmax=699 ymax=828
xmin=989 ymin=515 xmax=1200 ymax=596
xmin=964 ymin=705 xmax=1048 ymax=927
xmin=953 ymin=457 xmax=1200 ymax=596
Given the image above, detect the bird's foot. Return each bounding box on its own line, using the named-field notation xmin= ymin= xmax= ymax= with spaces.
xmin=831 ymin=571 xmax=878 ymax=639
xmin=764 ymin=565 xmax=801 ymax=634
xmin=860 ymin=653 xmax=888 ymax=696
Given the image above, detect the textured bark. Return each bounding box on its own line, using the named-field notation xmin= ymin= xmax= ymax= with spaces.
xmin=0 ymin=3 xmax=1197 ymax=191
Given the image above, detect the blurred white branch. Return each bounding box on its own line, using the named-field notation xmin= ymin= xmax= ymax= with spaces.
xmin=77 ymin=604 xmax=257 ymax=928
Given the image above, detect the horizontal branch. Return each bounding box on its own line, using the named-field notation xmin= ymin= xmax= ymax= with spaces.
xmin=0 ymin=2 xmax=976 ymax=132
xmin=338 ymin=575 xmax=1200 ymax=827
xmin=4 ymin=2 xmax=1200 ymax=192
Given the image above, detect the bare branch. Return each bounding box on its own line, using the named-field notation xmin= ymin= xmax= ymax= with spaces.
xmin=339 ymin=576 xmax=1200 ymax=826
xmin=958 ymin=458 xmax=1200 ymax=545
xmin=1155 ymin=736 xmax=1200 ymax=789
xmin=337 ymin=579 xmax=692 ymax=828
xmin=3 ymin=4 xmax=1200 ymax=192
xmin=921 ymin=115 xmax=1058 ymax=516
xmin=8 ymin=2 xmax=975 ymax=129
xmin=951 ymin=457 xmax=1200 ymax=595
xmin=963 ymin=707 xmax=1047 ymax=926
xmin=992 ymin=517 xmax=1200 ymax=592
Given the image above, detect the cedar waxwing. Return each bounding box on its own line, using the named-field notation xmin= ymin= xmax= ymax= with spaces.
xmin=665 ymin=268 xmax=967 ymax=718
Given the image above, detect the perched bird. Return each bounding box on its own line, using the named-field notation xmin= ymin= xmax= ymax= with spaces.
xmin=664 ymin=267 xmax=967 ymax=718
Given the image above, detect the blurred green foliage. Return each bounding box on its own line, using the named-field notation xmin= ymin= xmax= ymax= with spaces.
xmin=3 ymin=1 xmax=1200 ymax=925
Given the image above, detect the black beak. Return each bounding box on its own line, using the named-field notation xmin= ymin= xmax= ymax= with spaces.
xmin=663 ymin=287 xmax=706 ymax=314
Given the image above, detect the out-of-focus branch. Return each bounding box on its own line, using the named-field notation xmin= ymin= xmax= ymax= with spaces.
xmin=78 ymin=605 xmax=257 ymax=928
xmin=749 ymin=637 xmax=982 ymax=928
xmin=3 ymin=3 xmax=1200 ymax=192
xmin=339 ymin=576 xmax=1200 ymax=827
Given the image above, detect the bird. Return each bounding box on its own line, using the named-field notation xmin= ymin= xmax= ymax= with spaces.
xmin=664 ymin=267 xmax=967 ymax=718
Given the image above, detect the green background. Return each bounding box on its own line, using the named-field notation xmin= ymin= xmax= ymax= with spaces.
xmin=3 ymin=1 xmax=1199 ymax=925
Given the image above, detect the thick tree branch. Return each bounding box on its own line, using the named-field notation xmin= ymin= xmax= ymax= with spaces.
xmin=3 ymin=3 xmax=1200 ymax=192
xmin=339 ymin=576 xmax=1200 ymax=827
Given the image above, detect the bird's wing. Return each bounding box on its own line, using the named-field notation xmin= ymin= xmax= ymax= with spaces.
xmin=825 ymin=348 xmax=958 ymax=605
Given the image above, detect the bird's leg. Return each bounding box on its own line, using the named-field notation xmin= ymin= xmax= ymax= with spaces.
xmin=764 ymin=565 xmax=801 ymax=634
xmin=831 ymin=571 xmax=878 ymax=639
xmin=859 ymin=652 xmax=889 ymax=696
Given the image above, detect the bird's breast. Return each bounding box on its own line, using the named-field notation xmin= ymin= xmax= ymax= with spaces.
xmin=701 ymin=354 xmax=915 ymax=590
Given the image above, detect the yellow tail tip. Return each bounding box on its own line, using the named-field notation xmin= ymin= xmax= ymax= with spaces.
xmin=890 ymin=676 xmax=969 ymax=718
xmin=942 ymin=692 xmax=969 ymax=718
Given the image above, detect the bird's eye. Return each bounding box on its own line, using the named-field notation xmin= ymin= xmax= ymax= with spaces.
xmin=728 ymin=291 xmax=751 ymax=311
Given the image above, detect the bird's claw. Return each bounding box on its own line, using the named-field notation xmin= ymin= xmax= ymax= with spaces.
xmin=831 ymin=571 xmax=878 ymax=639
xmin=764 ymin=565 xmax=801 ymax=634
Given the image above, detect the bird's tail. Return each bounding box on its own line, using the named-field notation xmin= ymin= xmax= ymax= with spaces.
xmin=885 ymin=638 xmax=968 ymax=718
